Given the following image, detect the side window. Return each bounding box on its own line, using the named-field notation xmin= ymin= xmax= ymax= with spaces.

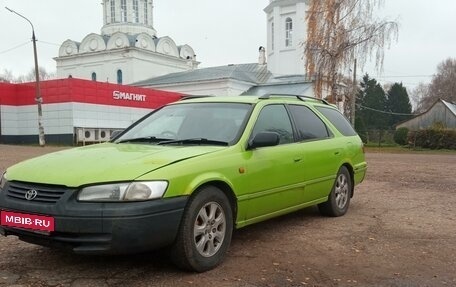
xmin=133 ymin=0 xmax=139 ymax=23
xmin=316 ymin=107 xmax=358 ymax=136
xmin=121 ymin=0 xmax=127 ymax=22
xmin=285 ymin=17 xmax=293 ymax=47
xmin=251 ymin=105 xmax=294 ymax=144
xmin=117 ymin=69 xmax=123 ymax=84
xmin=271 ymin=22 xmax=275 ymax=51
xmin=110 ymin=0 xmax=116 ymax=23
xmin=144 ymin=0 xmax=149 ymax=25
xmin=289 ymin=105 xmax=329 ymax=140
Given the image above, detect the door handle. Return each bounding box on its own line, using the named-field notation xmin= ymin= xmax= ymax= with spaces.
xmin=294 ymin=158 xmax=302 ymax=163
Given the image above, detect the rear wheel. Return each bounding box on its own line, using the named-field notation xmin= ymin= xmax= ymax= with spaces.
xmin=171 ymin=186 xmax=233 ymax=272
xmin=318 ymin=166 xmax=352 ymax=217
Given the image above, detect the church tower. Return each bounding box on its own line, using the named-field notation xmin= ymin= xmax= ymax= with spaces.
xmin=55 ymin=0 xmax=198 ymax=85
xmin=101 ymin=0 xmax=156 ymax=36
xmin=264 ymin=0 xmax=308 ymax=76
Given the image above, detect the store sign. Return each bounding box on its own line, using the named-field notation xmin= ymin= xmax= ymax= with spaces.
xmin=113 ymin=91 xmax=147 ymax=102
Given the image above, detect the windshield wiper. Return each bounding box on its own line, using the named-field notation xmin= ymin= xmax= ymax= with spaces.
xmin=116 ymin=136 xmax=172 ymax=144
xmin=157 ymin=138 xmax=229 ymax=146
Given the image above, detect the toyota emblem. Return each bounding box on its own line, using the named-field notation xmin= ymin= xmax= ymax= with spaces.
xmin=25 ymin=189 xmax=38 ymax=201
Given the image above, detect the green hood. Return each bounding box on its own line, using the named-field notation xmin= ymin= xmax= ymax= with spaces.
xmin=6 ymin=143 xmax=222 ymax=187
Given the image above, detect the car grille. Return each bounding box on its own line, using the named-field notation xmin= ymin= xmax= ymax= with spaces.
xmin=6 ymin=181 xmax=70 ymax=204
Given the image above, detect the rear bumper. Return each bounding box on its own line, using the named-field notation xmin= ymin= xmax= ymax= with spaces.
xmin=354 ymin=162 xmax=368 ymax=184
xmin=0 ymin=196 xmax=188 ymax=254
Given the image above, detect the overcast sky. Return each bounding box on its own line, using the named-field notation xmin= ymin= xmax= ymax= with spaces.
xmin=1 ymin=0 xmax=455 ymax=92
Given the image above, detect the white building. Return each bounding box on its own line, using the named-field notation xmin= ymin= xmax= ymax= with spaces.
xmin=135 ymin=0 xmax=312 ymax=97
xmin=265 ymin=0 xmax=308 ymax=76
xmin=55 ymin=0 xmax=199 ymax=85
xmin=55 ymin=0 xmax=313 ymax=97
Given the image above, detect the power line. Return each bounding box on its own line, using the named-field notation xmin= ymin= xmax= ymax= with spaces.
xmin=356 ymin=104 xmax=415 ymax=116
xmin=37 ymin=40 xmax=61 ymax=47
xmin=375 ymin=75 xmax=433 ymax=79
xmin=0 ymin=41 xmax=31 ymax=55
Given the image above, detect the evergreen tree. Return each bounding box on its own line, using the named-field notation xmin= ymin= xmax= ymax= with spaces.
xmin=355 ymin=74 xmax=388 ymax=131
xmin=386 ymin=83 xmax=412 ymax=127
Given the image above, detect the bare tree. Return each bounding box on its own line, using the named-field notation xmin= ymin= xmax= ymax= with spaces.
xmin=410 ymin=82 xmax=430 ymax=113
xmin=425 ymin=58 xmax=456 ymax=105
xmin=304 ymin=0 xmax=398 ymax=103
xmin=16 ymin=66 xmax=55 ymax=83
xmin=0 ymin=69 xmax=14 ymax=83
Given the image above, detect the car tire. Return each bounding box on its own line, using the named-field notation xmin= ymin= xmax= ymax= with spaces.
xmin=171 ymin=186 xmax=233 ymax=272
xmin=318 ymin=166 xmax=352 ymax=217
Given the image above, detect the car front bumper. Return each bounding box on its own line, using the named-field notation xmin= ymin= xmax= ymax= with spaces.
xmin=0 ymin=181 xmax=188 ymax=254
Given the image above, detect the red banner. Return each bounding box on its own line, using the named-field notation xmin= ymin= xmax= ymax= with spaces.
xmin=0 ymin=78 xmax=182 ymax=108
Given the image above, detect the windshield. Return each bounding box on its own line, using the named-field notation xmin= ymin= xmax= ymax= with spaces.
xmin=115 ymin=102 xmax=252 ymax=145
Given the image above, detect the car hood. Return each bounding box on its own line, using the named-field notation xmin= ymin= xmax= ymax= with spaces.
xmin=6 ymin=143 xmax=223 ymax=187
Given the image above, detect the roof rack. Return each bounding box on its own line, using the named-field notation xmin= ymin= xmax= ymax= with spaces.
xmin=180 ymin=95 xmax=214 ymax=101
xmin=259 ymin=94 xmax=329 ymax=105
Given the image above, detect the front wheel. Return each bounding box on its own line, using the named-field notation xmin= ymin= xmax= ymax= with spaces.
xmin=318 ymin=166 xmax=352 ymax=217
xmin=171 ymin=186 xmax=233 ymax=272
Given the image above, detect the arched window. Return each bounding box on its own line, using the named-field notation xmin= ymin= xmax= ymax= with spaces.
xmin=121 ymin=0 xmax=127 ymax=22
xmin=117 ymin=69 xmax=123 ymax=84
xmin=285 ymin=17 xmax=293 ymax=47
xmin=68 ymin=75 xmax=73 ymax=79
xmin=133 ymin=0 xmax=139 ymax=23
xmin=91 ymin=72 xmax=97 ymax=81
xmin=110 ymin=0 xmax=116 ymax=23
xmin=144 ymin=0 xmax=148 ymax=25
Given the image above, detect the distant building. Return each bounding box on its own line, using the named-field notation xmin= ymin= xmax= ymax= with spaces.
xmin=0 ymin=79 xmax=181 ymax=145
xmin=55 ymin=0 xmax=198 ymax=85
xmin=396 ymin=99 xmax=456 ymax=130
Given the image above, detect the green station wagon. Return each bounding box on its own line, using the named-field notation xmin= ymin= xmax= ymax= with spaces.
xmin=0 ymin=95 xmax=367 ymax=271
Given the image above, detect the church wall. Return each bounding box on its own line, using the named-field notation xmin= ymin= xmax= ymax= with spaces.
xmin=56 ymin=49 xmax=195 ymax=85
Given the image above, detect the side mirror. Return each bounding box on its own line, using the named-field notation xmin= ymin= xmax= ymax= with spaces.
xmin=248 ymin=132 xmax=280 ymax=149
xmin=110 ymin=130 xmax=124 ymax=140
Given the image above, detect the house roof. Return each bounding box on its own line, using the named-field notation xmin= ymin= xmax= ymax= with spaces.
xmin=395 ymin=98 xmax=456 ymax=128
xmin=442 ymin=99 xmax=456 ymax=116
xmin=243 ymin=80 xmax=313 ymax=96
xmin=133 ymin=63 xmax=272 ymax=86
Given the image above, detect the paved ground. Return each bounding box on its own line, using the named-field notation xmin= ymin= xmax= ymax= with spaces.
xmin=0 ymin=145 xmax=455 ymax=287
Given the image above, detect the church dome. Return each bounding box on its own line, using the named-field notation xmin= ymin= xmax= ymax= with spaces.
xmin=55 ymin=0 xmax=199 ymax=85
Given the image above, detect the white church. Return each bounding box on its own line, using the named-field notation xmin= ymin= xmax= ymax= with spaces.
xmin=55 ymin=0 xmax=314 ymax=97
xmin=55 ymin=0 xmax=199 ymax=84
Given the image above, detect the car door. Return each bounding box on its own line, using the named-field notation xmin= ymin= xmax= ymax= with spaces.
xmin=241 ymin=104 xmax=306 ymax=221
xmin=288 ymin=104 xmax=342 ymax=202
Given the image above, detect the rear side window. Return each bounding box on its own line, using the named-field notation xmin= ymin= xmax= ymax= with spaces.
xmin=316 ymin=107 xmax=358 ymax=136
xmin=288 ymin=105 xmax=329 ymax=140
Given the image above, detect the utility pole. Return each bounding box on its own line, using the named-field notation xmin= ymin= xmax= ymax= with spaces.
xmin=6 ymin=7 xmax=45 ymax=146
xmin=350 ymin=59 xmax=357 ymax=126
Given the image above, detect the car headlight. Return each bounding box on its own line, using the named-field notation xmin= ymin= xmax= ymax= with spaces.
xmin=0 ymin=172 xmax=7 ymax=191
xmin=78 ymin=181 xmax=168 ymax=202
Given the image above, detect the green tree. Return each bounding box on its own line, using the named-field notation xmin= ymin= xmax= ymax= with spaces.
xmin=356 ymin=74 xmax=388 ymax=131
xmin=386 ymin=83 xmax=412 ymax=127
